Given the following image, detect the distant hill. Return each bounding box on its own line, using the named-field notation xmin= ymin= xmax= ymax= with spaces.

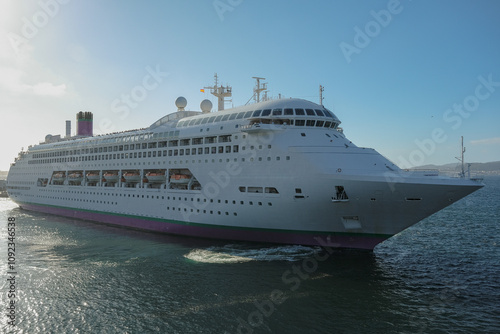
xmin=414 ymin=161 xmax=500 ymax=175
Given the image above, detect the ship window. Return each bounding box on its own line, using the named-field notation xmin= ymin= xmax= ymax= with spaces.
xmin=208 ymin=116 xmax=216 ymax=123
xmin=225 ymin=146 xmax=231 ymax=153
xmin=169 ymin=140 xmax=178 ymax=147
xmin=198 ymin=148 xmax=203 ymax=155
xmin=295 ymin=120 xmax=305 ymax=126
xmin=211 ymin=147 xmax=216 ymax=154
xmin=244 ymin=111 xmax=254 ymax=118
xmin=295 ymin=108 xmax=305 ymax=115
xmin=148 ymin=142 xmax=157 ymax=148
xmin=284 ymin=108 xmax=294 ymax=115
xmin=228 ymin=113 xmax=237 ymax=120
xmin=221 ymin=115 xmax=230 ymax=121
xmin=324 ymin=121 xmax=332 ymax=128
xmin=306 ymin=109 xmax=315 ymax=116
xmin=272 ymin=108 xmax=282 ymax=116
xmin=252 ymin=110 xmax=262 ymax=117
xmin=261 ymin=109 xmax=271 ymax=116
xmin=233 ymin=145 xmax=239 ymax=153
xmin=219 ymin=135 xmax=231 ymax=143
xmin=188 ymin=119 xmax=197 ymax=126
xmin=205 ymin=136 xmax=216 ymax=144
xmin=316 ymin=121 xmax=325 ymax=127
xmin=323 ymin=108 xmax=334 ymax=118
xmin=239 ymin=187 xmax=246 ymax=192
xmin=214 ymin=115 xmax=223 ymax=122
xmin=265 ymin=187 xmax=279 ymax=194
xmin=201 ymin=117 xmax=209 ymax=124
xmin=315 ymin=109 xmax=325 ymax=116
xmin=306 ymin=120 xmax=316 ymax=126
xmin=248 ymin=187 xmax=263 ymax=193
xmin=236 ymin=112 xmax=246 ymax=119
xmin=180 ymin=139 xmax=190 ymax=146
xmin=218 ymin=146 xmax=224 ymax=153
xmin=177 ymin=120 xmax=185 ymax=127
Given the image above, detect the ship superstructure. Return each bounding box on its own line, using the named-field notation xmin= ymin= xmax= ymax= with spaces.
xmin=7 ymin=83 xmax=483 ymax=250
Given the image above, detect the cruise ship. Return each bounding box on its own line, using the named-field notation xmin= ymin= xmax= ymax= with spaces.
xmin=7 ymin=79 xmax=484 ymax=250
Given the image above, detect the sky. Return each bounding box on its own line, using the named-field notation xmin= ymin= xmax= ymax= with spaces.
xmin=1 ymin=0 xmax=499 ymax=171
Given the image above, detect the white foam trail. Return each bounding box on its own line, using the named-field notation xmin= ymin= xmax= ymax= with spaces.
xmin=184 ymin=244 xmax=321 ymax=263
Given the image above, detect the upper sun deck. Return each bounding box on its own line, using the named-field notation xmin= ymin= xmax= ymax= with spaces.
xmin=24 ymin=98 xmax=340 ymax=156
xmin=150 ymin=98 xmax=341 ymax=132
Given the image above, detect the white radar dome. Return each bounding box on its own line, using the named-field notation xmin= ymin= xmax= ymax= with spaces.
xmin=175 ymin=96 xmax=187 ymax=111
xmin=200 ymin=99 xmax=213 ymax=113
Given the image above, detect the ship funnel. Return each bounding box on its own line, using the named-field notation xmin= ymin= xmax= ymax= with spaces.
xmin=65 ymin=120 xmax=71 ymax=138
xmin=76 ymin=111 xmax=93 ymax=137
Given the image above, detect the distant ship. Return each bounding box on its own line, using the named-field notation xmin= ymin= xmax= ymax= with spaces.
xmin=7 ymin=77 xmax=483 ymax=250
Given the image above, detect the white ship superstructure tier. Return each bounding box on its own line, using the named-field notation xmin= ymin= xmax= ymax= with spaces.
xmin=7 ymin=98 xmax=483 ymax=249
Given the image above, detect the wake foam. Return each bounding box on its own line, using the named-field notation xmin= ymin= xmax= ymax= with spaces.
xmin=184 ymin=244 xmax=320 ymax=263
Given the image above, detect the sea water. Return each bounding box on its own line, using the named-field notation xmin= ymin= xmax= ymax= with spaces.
xmin=0 ymin=176 xmax=499 ymax=333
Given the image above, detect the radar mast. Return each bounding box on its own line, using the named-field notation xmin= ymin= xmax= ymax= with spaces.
xmin=204 ymin=73 xmax=232 ymax=111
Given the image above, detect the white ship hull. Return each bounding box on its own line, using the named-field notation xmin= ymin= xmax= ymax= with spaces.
xmin=6 ymin=98 xmax=483 ymax=249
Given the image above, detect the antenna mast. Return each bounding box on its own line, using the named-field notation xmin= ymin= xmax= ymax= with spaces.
xmin=319 ymin=85 xmax=324 ymax=106
xmin=204 ymin=73 xmax=232 ymax=111
xmin=455 ymin=136 xmax=466 ymax=178
xmin=252 ymin=77 xmax=267 ymax=103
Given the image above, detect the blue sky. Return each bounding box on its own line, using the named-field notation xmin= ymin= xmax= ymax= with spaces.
xmin=1 ymin=0 xmax=499 ymax=170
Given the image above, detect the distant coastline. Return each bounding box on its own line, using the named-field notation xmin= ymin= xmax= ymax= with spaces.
xmin=413 ymin=161 xmax=500 ymax=176
xmin=0 ymin=172 xmax=7 ymax=197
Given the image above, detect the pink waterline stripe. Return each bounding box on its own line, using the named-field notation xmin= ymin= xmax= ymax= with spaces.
xmin=20 ymin=203 xmax=387 ymax=250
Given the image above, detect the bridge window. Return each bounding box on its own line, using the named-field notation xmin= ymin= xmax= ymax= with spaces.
xmin=236 ymin=112 xmax=246 ymax=119
xmin=261 ymin=109 xmax=271 ymax=116
xmin=315 ymin=109 xmax=325 ymax=116
xmin=244 ymin=111 xmax=254 ymax=118
xmin=295 ymin=108 xmax=305 ymax=115
xmin=272 ymin=109 xmax=282 ymax=116
xmin=306 ymin=109 xmax=315 ymax=116
xmin=295 ymin=120 xmax=305 ymax=126
xmin=252 ymin=110 xmax=262 ymax=117
xmin=284 ymin=108 xmax=294 ymax=115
